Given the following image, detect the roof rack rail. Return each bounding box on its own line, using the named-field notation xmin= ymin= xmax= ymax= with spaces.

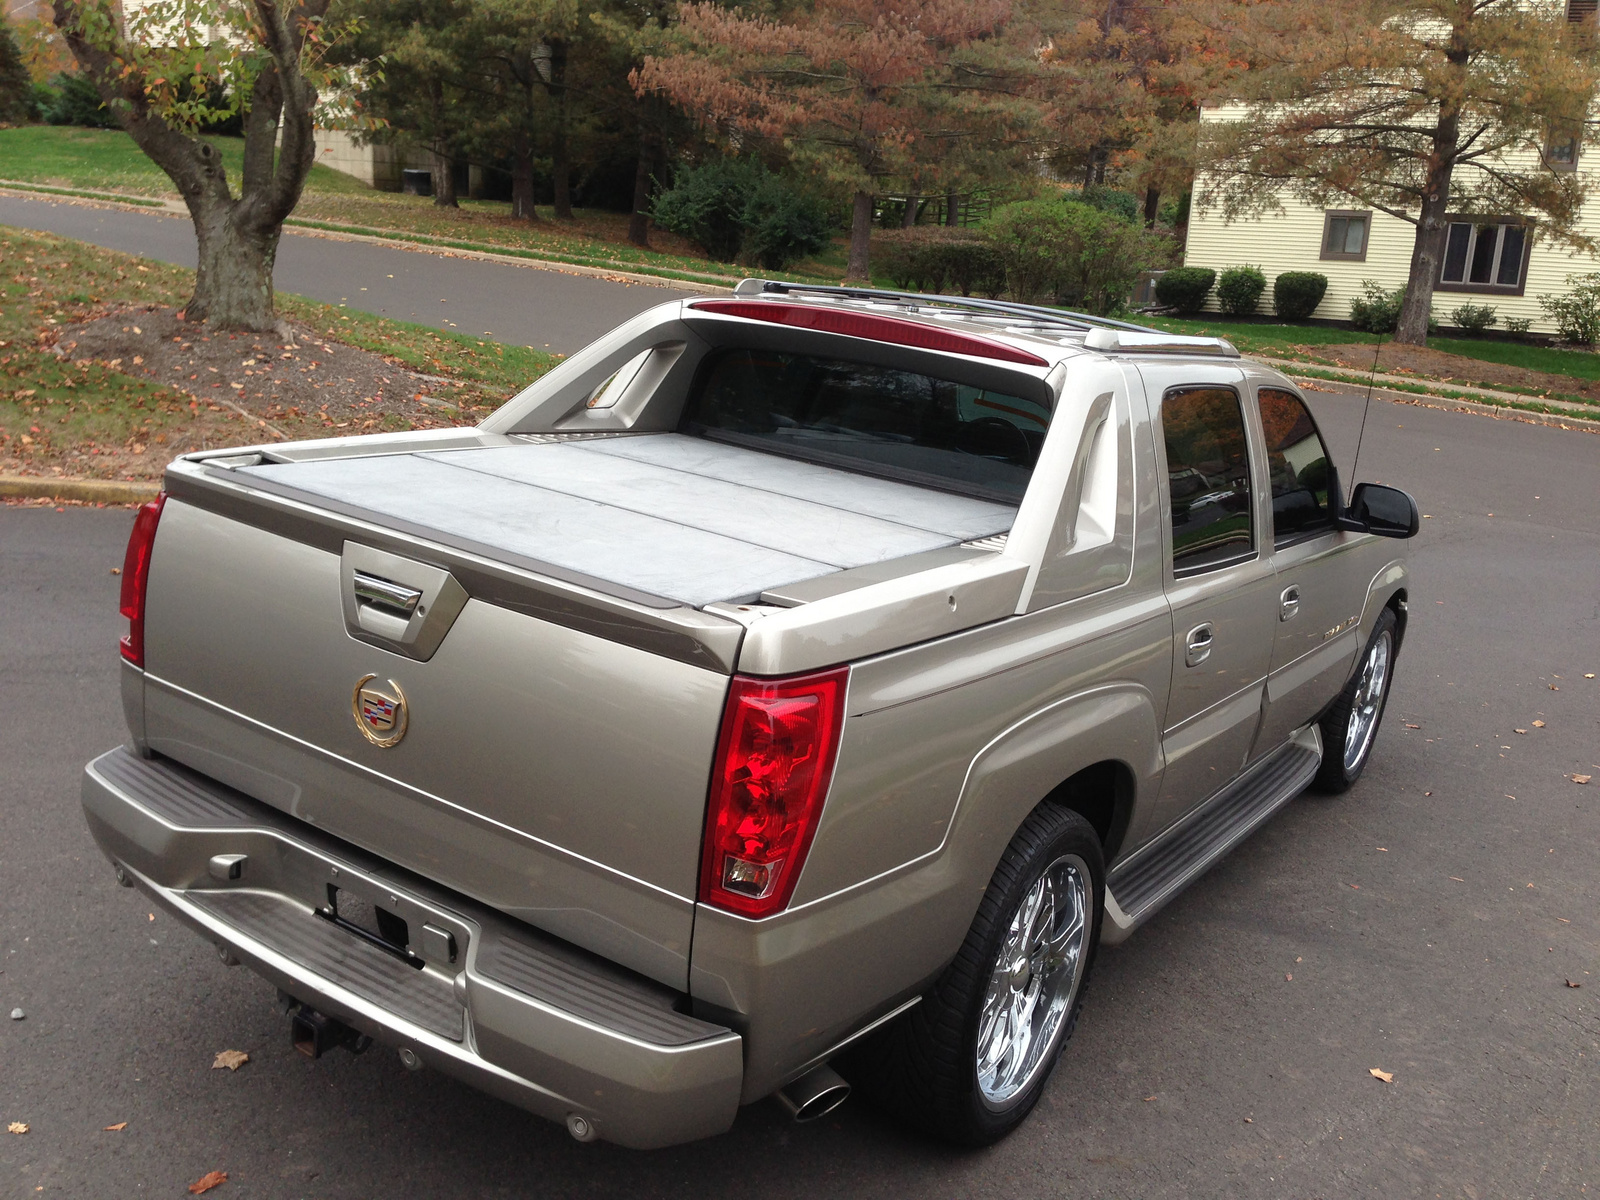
xmin=733 ymin=279 xmax=1162 ymax=335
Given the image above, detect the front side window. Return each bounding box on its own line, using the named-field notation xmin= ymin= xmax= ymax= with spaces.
xmin=1257 ymin=387 xmax=1336 ymax=545
xmin=1162 ymin=387 xmax=1254 ymax=575
xmin=681 ymin=349 xmax=1050 ymax=502
xmin=1439 ymin=218 xmax=1529 ymax=292
xmin=1321 ymin=211 xmax=1370 ymax=261
xmin=1547 ymin=125 xmax=1580 ymax=171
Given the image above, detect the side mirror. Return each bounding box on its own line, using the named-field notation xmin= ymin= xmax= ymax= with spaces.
xmin=1339 ymin=482 xmax=1420 ymax=539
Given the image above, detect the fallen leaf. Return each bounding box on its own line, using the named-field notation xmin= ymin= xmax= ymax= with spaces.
xmin=188 ymin=1171 xmax=228 ymax=1194
xmin=1369 ymin=1068 xmax=1394 ymax=1083
xmin=104 ymin=1122 xmax=127 ymax=1131
xmin=1550 ymin=685 xmax=1560 ymax=691
xmin=148 ymin=913 xmax=155 ymax=922
xmin=1567 ymin=980 xmax=1582 ymax=989
xmin=1585 ymin=674 xmax=1595 ymax=679
xmin=1348 ymin=883 xmax=1360 ymax=889
xmin=1404 ymin=723 xmax=1421 ymax=729
xmin=109 ymin=567 xmax=121 ymax=576
xmin=1573 ymin=775 xmax=1592 ymax=785
xmin=1450 ymin=877 xmax=1465 ymax=882
xmin=1285 ymin=973 xmax=1293 ymax=981
xmin=1243 ymin=1117 xmax=1253 ymax=1123
xmin=1533 ymin=720 xmax=1546 ymax=728
xmin=211 ymin=1050 xmax=249 ymax=1071
xmin=1295 ymin=956 xmax=1303 ymax=963
xmin=7 ymin=1122 xmax=27 ymax=1134
xmin=1376 ymin=847 xmax=1388 ymax=852
xmin=1142 ymin=1095 xmax=1156 ymax=1102
xmin=1557 ymin=917 xmax=1571 ymax=923
xmin=1515 ymin=729 xmax=1528 ymax=735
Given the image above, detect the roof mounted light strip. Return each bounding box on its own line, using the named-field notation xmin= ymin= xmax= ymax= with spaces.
xmin=689 ymin=299 xmax=1051 ymax=367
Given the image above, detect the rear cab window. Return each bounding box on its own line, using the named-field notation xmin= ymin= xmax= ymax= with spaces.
xmin=1160 ymin=386 xmax=1256 ymax=576
xmin=680 ymin=349 xmax=1050 ymax=503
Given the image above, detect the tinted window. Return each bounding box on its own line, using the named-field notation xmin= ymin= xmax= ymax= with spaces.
xmin=1162 ymin=387 xmax=1254 ymax=574
xmin=681 ymin=349 xmax=1049 ymax=501
xmin=1258 ymin=387 xmax=1336 ymax=544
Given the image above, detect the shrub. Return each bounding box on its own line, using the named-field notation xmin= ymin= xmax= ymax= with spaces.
xmin=1217 ymin=265 xmax=1267 ymax=316
xmin=0 ymin=15 xmax=33 ymax=125
xmin=1079 ymin=185 xmax=1142 ymax=224
xmin=984 ymin=198 xmax=1172 ymax=314
xmin=1273 ymin=271 xmax=1328 ymax=320
xmin=37 ymin=72 xmax=119 ymax=129
xmin=1449 ymin=304 xmax=1498 ymax=333
xmin=1504 ymin=316 xmax=1533 ymax=335
xmin=651 ymin=158 xmax=830 ymax=268
xmin=1154 ymin=266 xmax=1215 ymax=314
xmin=1538 ymin=274 xmax=1600 ymax=345
xmin=1350 ymin=281 xmax=1404 ymax=333
xmin=875 ymin=227 xmax=1004 ymax=296
xmin=740 ymin=180 xmax=832 ymax=270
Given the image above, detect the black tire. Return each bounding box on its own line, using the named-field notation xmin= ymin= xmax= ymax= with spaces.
xmin=1312 ymin=606 xmax=1398 ymax=794
xmin=848 ymin=805 xmax=1104 ymax=1146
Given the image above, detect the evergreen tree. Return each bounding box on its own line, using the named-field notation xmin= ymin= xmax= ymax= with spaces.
xmin=0 ymin=14 xmax=35 ymax=125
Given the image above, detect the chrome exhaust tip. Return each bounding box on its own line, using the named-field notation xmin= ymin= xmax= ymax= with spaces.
xmin=775 ymin=1064 xmax=851 ymax=1123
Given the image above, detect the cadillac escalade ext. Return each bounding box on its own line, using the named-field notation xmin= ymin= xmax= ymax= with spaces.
xmin=83 ymin=282 xmax=1417 ymax=1148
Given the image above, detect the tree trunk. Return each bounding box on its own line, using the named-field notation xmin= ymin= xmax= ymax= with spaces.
xmin=1143 ymin=185 xmax=1160 ymax=228
xmin=1396 ymin=116 xmax=1460 ymax=345
xmin=510 ymin=132 xmax=539 ymax=222
xmin=845 ymin=190 xmax=872 ymax=283
xmin=628 ymin=124 xmax=658 ymax=248
xmin=945 ymin=189 xmax=959 ymax=226
xmin=432 ymin=143 xmax=458 ymax=208
xmin=549 ymin=38 xmax=573 ymax=220
xmin=901 ymin=195 xmax=918 ymax=228
xmin=186 ymin=206 xmax=279 ymax=329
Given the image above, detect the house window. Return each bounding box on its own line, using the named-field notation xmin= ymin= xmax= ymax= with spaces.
xmin=1438 ymin=218 xmax=1530 ymax=294
xmin=1547 ymin=123 xmax=1581 ymax=171
xmin=1568 ymin=0 xmax=1596 ymax=22
xmin=1320 ymin=211 xmax=1370 ymax=261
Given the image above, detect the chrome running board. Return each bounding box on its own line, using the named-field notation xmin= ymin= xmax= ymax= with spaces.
xmin=1102 ymin=727 xmax=1321 ymax=943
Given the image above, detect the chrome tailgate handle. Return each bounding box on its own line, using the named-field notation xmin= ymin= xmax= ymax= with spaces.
xmin=1184 ymin=622 xmax=1214 ymax=668
xmin=353 ymin=572 xmax=423 ymax=618
xmin=341 ymin=544 xmax=468 ymax=662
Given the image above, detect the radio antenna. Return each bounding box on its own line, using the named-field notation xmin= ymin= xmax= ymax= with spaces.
xmin=1349 ymin=327 xmax=1384 ymax=482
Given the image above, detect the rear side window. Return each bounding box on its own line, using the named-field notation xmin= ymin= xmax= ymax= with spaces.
xmin=1257 ymin=387 xmax=1336 ymax=545
xmin=681 ymin=349 xmax=1049 ymax=501
xmin=1162 ymin=386 xmax=1254 ymax=575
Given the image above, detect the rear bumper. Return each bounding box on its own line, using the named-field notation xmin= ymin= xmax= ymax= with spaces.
xmin=82 ymin=748 xmax=744 ymax=1149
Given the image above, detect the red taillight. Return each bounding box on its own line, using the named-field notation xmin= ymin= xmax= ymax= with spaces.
xmin=119 ymin=492 xmax=166 ymax=668
xmin=689 ymin=300 xmax=1050 ymax=367
xmin=699 ymin=666 xmax=849 ymax=918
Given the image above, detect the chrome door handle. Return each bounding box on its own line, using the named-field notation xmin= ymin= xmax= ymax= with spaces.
xmin=1280 ymin=585 xmax=1301 ymax=622
xmin=1184 ymin=622 xmax=1214 ymax=667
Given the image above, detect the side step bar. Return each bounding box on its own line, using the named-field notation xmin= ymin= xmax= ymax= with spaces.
xmin=1102 ymin=728 xmax=1322 ymax=943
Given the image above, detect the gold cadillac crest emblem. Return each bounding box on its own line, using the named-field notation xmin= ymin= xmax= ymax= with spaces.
xmin=352 ymin=674 xmax=408 ymax=747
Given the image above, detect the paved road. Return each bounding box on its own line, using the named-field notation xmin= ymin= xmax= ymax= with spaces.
xmin=0 ymin=194 xmax=700 ymax=355
xmin=3 ymin=404 xmax=1598 ymax=1194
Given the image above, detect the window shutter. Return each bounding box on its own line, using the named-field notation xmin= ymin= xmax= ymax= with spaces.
xmin=1569 ymin=0 xmax=1597 ymax=23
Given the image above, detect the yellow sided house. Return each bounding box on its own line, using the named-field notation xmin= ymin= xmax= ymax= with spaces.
xmin=1182 ymin=0 xmax=1600 ymax=338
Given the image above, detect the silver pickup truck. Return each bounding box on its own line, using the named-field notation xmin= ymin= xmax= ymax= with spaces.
xmin=84 ymin=283 xmax=1416 ymax=1149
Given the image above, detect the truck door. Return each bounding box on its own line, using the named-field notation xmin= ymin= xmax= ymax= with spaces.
xmin=1147 ymin=375 xmax=1280 ymax=831
xmin=1249 ymin=382 xmax=1368 ymax=756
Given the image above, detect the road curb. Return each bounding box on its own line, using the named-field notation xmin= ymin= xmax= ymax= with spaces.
xmin=0 ymin=474 xmax=160 ymax=504
xmin=1285 ymin=375 xmax=1600 ymax=435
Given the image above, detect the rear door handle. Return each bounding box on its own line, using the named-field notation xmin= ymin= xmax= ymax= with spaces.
xmin=1280 ymin=585 xmax=1301 ymax=622
xmin=1184 ymin=622 xmax=1214 ymax=667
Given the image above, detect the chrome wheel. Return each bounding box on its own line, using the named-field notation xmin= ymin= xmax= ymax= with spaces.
xmin=1343 ymin=629 xmax=1392 ymax=773
xmin=975 ymin=854 xmax=1089 ymax=1110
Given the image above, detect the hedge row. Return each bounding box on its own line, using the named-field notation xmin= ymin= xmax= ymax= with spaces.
xmin=1155 ymin=267 xmax=1330 ymax=320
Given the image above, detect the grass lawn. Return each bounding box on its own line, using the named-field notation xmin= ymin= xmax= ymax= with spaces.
xmin=1426 ymin=336 xmax=1600 ymax=382
xmin=0 ymin=125 xmax=846 ymax=285
xmin=0 ymin=225 xmax=559 ymax=482
xmin=0 ymin=124 xmax=368 ymax=197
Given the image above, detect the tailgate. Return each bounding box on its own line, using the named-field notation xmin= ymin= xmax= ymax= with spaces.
xmin=138 ymin=496 xmax=730 ymax=989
